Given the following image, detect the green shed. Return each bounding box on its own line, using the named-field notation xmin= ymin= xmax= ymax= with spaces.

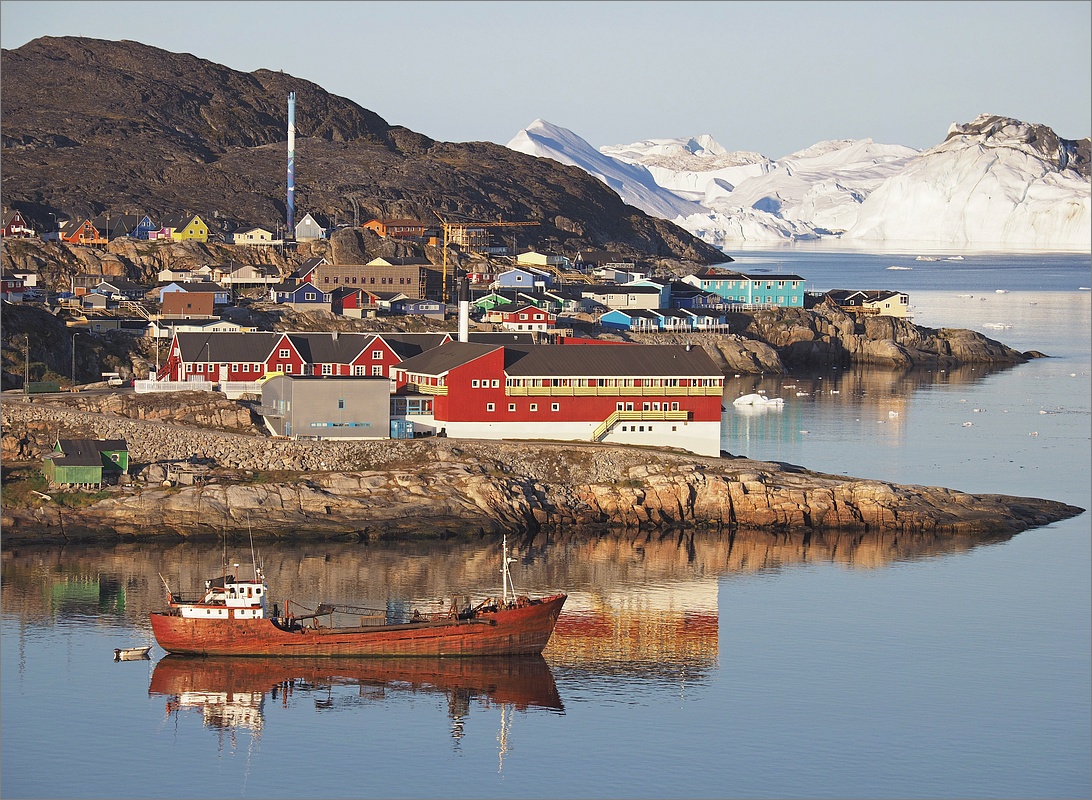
xmin=43 ymin=439 xmax=129 ymax=488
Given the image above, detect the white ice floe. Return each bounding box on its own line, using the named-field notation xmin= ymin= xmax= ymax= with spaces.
xmin=733 ymin=393 xmax=785 ymax=407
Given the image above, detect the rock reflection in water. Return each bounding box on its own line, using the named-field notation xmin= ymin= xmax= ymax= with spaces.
xmin=3 ymin=528 xmax=1017 ymax=678
xmin=722 ymin=362 xmax=1016 ymax=449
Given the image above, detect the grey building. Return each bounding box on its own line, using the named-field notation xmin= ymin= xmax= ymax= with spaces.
xmin=260 ymin=375 xmax=391 ymax=439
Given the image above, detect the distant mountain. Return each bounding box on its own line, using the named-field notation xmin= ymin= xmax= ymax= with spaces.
xmin=508 ymin=115 xmax=1090 ymax=252
xmin=0 ymin=37 xmax=726 ymax=265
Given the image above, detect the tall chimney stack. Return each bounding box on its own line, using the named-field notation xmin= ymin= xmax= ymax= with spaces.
xmin=287 ymin=92 xmax=296 ymax=238
xmin=458 ymin=276 xmax=470 ymax=343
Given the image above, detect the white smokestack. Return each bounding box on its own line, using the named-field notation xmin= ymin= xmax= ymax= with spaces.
xmin=457 ymin=276 xmax=470 ymax=343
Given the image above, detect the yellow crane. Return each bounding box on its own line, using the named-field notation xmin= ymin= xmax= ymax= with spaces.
xmin=433 ymin=213 xmax=539 ymax=301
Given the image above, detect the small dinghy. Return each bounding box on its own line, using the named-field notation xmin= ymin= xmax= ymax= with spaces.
xmin=114 ymin=646 xmax=152 ymax=661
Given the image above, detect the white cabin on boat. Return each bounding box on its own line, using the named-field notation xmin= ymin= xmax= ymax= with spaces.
xmin=170 ymin=569 xmax=268 ymax=620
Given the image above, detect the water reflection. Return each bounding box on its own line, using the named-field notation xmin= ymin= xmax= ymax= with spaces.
xmin=721 ymin=363 xmax=1016 ymax=453
xmin=150 ymin=655 xmax=562 ymax=752
xmin=4 ymin=530 xmax=1020 ymax=671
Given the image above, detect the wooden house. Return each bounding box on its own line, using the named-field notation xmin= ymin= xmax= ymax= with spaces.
xmin=43 ymin=439 xmax=129 ymax=488
xmin=362 ymin=219 xmax=429 ymax=239
xmin=2 ymin=210 xmax=35 ymax=238
xmin=59 ymin=219 xmax=103 ymax=245
xmin=294 ymin=213 xmax=328 ymax=241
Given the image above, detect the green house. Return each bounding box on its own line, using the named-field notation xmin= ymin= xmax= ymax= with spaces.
xmin=42 ymin=439 xmax=129 ymax=488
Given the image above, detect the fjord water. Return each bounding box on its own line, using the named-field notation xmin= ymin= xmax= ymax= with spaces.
xmin=2 ymin=251 xmax=1089 ymax=799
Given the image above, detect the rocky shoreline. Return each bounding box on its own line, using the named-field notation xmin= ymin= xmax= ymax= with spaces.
xmin=1 ymin=397 xmax=1083 ymax=544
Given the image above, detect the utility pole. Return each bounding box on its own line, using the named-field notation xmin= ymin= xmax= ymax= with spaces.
xmin=70 ymin=332 xmax=79 ymax=388
xmin=23 ymin=334 xmax=29 ymax=396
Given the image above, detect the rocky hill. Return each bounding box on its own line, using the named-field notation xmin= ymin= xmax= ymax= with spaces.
xmin=0 ymin=36 xmax=725 ymax=264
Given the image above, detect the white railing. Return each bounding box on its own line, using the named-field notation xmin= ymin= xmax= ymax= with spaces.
xmin=134 ymin=379 xmax=214 ymax=394
xmin=221 ymin=381 xmax=264 ymax=399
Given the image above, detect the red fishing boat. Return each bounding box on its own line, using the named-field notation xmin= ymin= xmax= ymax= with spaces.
xmin=150 ymin=536 xmax=566 ymax=657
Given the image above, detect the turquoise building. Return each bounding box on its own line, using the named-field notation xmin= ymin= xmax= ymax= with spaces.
xmin=682 ymin=267 xmax=806 ymax=307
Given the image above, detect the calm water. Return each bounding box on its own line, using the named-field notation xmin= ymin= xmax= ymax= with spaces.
xmin=3 ymin=251 xmax=1090 ymax=799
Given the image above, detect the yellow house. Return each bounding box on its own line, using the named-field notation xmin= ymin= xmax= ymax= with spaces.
xmin=165 ymin=214 xmax=210 ymax=243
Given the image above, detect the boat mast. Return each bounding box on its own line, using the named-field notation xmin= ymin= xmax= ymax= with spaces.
xmin=501 ymin=534 xmax=517 ymax=603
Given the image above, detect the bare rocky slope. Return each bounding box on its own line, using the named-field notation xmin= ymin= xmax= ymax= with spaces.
xmin=1 ymin=393 xmax=1082 ymax=543
xmin=1 ymin=36 xmax=725 ymax=265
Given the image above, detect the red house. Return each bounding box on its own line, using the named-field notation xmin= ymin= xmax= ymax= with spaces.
xmin=392 ymin=341 xmax=724 ymax=456
xmin=156 ymin=331 xmax=449 ymax=383
xmin=495 ymin=304 xmax=557 ymax=331
xmin=2 ymin=210 xmax=34 ymax=238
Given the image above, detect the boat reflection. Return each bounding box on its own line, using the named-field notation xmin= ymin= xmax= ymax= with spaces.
xmin=150 ymin=654 xmax=564 ymax=740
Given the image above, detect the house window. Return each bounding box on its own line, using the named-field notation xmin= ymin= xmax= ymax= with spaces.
xmin=530 ymin=403 xmax=537 ymax=412
xmin=372 ymin=350 xmax=383 ymax=359
xmin=354 ymin=365 xmax=366 ymax=376
xmin=338 ymin=399 xmax=345 ymax=409
xmin=487 ymin=403 xmax=495 ymax=412
xmin=279 ymin=349 xmax=290 ymax=358
xmin=491 ymin=380 xmax=499 ymax=388
xmin=285 ymin=365 xmax=292 ymax=374
xmin=671 ymin=402 xmax=679 ymax=411
xmin=508 ymin=403 xmax=516 ymax=412
xmin=472 ymin=379 xmax=480 ymax=388
xmin=371 ymin=366 xmax=383 ymax=376
xmin=305 ymin=292 xmax=316 ymax=300
xmin=322 ymin=364 xmax=333 ymax=375
xmin=551 ymin=403 xmax=560 ymax=412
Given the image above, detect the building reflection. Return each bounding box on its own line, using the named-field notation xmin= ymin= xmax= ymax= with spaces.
xmin=149 ymin=655 xmax=563 ymax=754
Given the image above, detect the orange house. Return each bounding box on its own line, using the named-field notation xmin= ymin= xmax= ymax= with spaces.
xmin=59 ymin=219 xmax=104 ymax=245
xmin=362 ymin=219 xmax=428 ymax=239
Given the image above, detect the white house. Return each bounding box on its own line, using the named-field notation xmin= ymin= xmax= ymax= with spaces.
xmin=294 ymin=213 xmax=327 ymax=241
xmin=228 ymin=227 xmax=279 ymax=246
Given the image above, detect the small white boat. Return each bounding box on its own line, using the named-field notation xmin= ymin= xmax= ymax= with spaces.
xmin=887 ymin=266 xmax=913 ymax=270
xmin=995 ymin=289 xmax=1009 ymax=294
xmin=114 ymin=646 xmax=152 ymax=661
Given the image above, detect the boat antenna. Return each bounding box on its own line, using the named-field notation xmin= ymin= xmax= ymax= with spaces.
xmin=501 ymin=534 xmax=518 ymax=603
xmin=248 ymin=512 xmax=258 ymax=579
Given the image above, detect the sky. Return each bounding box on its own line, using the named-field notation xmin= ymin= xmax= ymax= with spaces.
xmin=2 ymin=1 xmax=1089 ymax=158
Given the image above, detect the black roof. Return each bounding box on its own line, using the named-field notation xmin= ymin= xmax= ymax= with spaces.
xmin=49 ymin=438 xmax=127 ymax=467
xmin=397 ymin=341 xmax=720 ymax=379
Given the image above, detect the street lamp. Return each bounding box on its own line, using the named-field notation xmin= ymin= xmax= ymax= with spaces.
xmin=71 ymin=332 xmax=79 ymax=387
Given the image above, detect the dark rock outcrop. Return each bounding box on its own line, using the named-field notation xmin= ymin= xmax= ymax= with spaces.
xmin=1 ymin=399 xmax=1082 ymax=543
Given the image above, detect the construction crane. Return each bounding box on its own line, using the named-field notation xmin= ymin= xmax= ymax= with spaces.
xmin=434 ymin=213 xmax=539 ymax=301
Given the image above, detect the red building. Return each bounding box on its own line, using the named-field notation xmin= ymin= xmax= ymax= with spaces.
xmin=495 ymin=304 xmax=557 ymax=331
xmin=157 ymin=331 xmax=451 ymax=383
xmin=2 ymin=210 xmax=35 ymax=238
xmin=393 ymin=341 xmax=724 ymax=456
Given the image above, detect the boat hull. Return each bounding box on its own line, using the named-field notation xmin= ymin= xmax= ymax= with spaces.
xmin=151 ymin=594 xmax=567 ymax=657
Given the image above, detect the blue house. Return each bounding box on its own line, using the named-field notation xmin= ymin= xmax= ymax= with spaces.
xmin=127 ymin=215 xmax=158 ymax=241
xmin=599 ymin=308 xmax=679 ymax=332
xmin=495 ymin=267 xmax=553 ymax=290
xmin=682 ymin=267 xmax=806 ymax=307
xmin=392 ymin=298 xmax=446 ymax=319
xmin=271 ymin=281 xmax=332 ymax=309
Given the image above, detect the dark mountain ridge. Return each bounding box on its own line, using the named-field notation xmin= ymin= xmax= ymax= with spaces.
xmin=1 ymin=36 xmax=724 ymax=263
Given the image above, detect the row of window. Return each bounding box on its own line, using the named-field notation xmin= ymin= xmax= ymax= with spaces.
xmin=483 ymin=401 xmax=683 ymax=413
xmin=321 ymin=276 xmax=415 ymax=285
xmin=187 ymin=363 xmax=385 ymax=376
